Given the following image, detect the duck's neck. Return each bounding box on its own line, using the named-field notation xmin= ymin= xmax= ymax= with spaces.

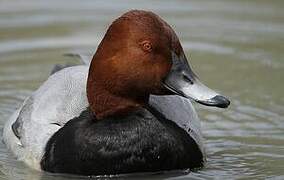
xmin=87 ymin=84 xmax=149 ymax=120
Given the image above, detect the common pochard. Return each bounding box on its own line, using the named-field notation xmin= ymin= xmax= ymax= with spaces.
xmin=3 ymin=10 xmax=230 ymax=175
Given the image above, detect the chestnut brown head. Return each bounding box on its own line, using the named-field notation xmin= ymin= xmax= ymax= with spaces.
xmin=87 ymin=10 xmax=230 ymax=119
xmin=88 ymin=10 xmax=183 ymax=99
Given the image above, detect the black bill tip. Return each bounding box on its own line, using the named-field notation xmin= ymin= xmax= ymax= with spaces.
xmin=211 ymin=95 xmax=230 ymax=108
xmin=197 ymin=95 xmax=230 ymax=108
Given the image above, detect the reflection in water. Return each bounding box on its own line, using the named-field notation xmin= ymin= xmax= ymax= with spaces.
xmin=0 ymin=0 xmax=283 ymax=179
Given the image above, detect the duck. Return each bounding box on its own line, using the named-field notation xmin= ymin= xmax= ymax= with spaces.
xmin=2 ymin=10 xmax=230 ymax=176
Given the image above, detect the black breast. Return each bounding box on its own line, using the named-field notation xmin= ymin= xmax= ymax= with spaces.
xmin=40 ymin=107 xmax=203 ymax=175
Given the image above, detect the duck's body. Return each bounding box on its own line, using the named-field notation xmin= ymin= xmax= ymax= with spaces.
xmin=41 ymin=107 xmax=203 ymax=175
xmin=3 ymin=64 xmax=204 ymax=171
xmin=3 ymin=10 xmax=229 ymax=175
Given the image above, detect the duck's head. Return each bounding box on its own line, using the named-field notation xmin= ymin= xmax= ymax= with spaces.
xmin=87 ymin=10 xmax=230 ymax=119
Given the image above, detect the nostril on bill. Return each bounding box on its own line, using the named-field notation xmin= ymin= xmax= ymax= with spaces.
xmin=182 ymin=74 xmax=194 ymax=85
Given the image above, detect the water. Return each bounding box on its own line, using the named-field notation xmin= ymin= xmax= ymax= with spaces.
xmin=0 ymin=0 xmax=283 ymax=179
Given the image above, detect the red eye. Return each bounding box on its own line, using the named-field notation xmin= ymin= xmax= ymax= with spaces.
xmin=141 ymin=41 xmax=152 ymax=52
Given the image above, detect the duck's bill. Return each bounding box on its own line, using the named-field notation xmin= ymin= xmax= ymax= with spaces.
xmin=163 ymin=52 xmax=230 ymax=108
